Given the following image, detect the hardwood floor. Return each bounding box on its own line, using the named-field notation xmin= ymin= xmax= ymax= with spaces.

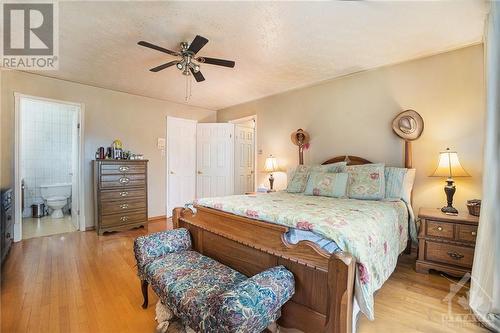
xmin=22 ymin=215 xmax=77 ymax=240
xmin=1 ymin=219 xmax=487 ymax=333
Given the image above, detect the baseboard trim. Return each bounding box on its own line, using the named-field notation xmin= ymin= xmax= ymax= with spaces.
xmin=85 ymin=226 xmax=95 ymax=231
xmin=148 ymin=215 xmax=166 ymax=222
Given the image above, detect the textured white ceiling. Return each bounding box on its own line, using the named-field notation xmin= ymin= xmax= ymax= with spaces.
xmin=32 ymin=1 xmax=487 ymax=110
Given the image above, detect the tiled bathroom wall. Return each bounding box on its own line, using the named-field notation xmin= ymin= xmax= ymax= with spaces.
xmin=21 ymin=98 xmax=78 ymax=217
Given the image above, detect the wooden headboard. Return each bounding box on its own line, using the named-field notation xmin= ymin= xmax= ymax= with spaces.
xmin=322 ymin=155 xmax=371 ymax=166
xmin=320 ymin=142 xmax=411 ymax=168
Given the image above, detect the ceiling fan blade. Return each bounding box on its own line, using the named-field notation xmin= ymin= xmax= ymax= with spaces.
xmin=189 ymin=67 xmax=205 ymax=82
xmin=138 ymin=41 xmax=179 ymax=56
xmin=187 ymin=35 xmax=209 ymax=55
xmin=197 ymin=57 xmax=235 ymax=68
xmin=150 ymin=61 xmax=178 ymax=72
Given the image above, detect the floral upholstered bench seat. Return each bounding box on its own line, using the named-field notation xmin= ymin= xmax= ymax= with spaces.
xmin=134 ymin=228 xmax=295 ymax=333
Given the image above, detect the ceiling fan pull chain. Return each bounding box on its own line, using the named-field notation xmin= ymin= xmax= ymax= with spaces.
xmin=185 ymin=75 xmax=193 ymax=102
xmin=189 ymin=75 xmax=193 ymax=100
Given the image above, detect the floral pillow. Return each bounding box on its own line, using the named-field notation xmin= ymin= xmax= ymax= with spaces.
xmin=346 ymin=163 xmax=385 ymax=200
xmin=287 ymin=162 xmax=346 ymax=181
xmin=286 ymin=165 xmax=310 ymax=193
xmin=304 ymin=172 xmax=349 ymax=198
xmin=310 ymin=161 xmax=347 ymax=173
xmin=384 ymin=167 xmax=416 ymax=203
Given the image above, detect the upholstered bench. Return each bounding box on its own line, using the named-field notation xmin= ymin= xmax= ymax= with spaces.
xmin=134 ymin=228 xmax=295 ymax=333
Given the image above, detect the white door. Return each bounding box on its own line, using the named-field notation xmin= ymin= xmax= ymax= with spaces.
xmin=166 ymin=117 xmax=197 ymax=216
xmin=234 ymin=125 xmax=255 ymax=194
xmin=196 ymin=123 xmax=234 ymax=198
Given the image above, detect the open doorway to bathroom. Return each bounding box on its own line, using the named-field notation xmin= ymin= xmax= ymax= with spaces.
xmin=14 ymin=94 xmax=84 ymax=241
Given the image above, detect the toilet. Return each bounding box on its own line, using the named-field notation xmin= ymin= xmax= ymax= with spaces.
xmin=40 ymin=183 xmax=71 ymax=219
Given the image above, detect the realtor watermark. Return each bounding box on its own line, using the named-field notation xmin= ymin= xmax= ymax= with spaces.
xmin=442 ymin=272 xmax=489 ymax=329
xmin=1 ymin=1 xmax=59 ymax=70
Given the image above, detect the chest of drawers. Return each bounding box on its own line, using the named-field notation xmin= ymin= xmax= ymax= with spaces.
xmin=416 ymin=207 xmax=479 ymax=277
xmin=93 ymin=160 xmax=148 ymax=235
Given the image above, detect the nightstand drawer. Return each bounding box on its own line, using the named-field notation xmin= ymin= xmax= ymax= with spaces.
xmin=426 ymin=220 xmax=454 ymax=239
xmin=457 ymin=224 xmax=478 ymax=243
xmin=425 ymin=241 xmax=474 ymax=268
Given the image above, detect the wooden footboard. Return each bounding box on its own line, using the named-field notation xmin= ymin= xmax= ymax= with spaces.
xmin=173 ymin=206 xmax=356 ymax=333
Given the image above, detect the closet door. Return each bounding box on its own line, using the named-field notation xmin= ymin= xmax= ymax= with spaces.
xmin=166 ymin=117 xmax=197 ymax=216
xmin=234 ymin=125 xmax=255 ymax=194
xmin=196 ymin=123 xmax=234 ymax=198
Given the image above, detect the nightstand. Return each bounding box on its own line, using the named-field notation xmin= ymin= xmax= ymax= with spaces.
xmin=416 ymin=207 xmax=479 ymax=277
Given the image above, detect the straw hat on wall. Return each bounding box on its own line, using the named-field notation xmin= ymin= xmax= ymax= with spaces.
xmin=392 ymin=110 xmax=424 ymax=141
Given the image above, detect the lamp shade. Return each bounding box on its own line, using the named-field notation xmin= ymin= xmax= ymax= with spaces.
xmin=431 ymin=148 xmax=470 ymax=178
xmin=264 ymin=156 xmax=279 ymax=172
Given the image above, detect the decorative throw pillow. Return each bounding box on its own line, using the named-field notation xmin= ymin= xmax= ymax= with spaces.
xmin=304 ymin=172 xmax=349 ymax=198
xmin=286 ymin=165 xmax=310 ymax=193
xmin=346 ymin=163 xmax=385 ymax=200
xmin=384 ymin=167 xmax=416 ymax=203
xmin=287 ymin=162 xmax=347 ymax=181
xmin=310 ymin=161 xmax=347 ymax=173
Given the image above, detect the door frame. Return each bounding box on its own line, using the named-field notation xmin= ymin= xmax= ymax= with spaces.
xmin=165 ymin=116 xmax=197 ymax=217
xmin=229 ymin=115 xmax=257 ymax=192
xmin=13 ymin=93 xmax=86 ymax=241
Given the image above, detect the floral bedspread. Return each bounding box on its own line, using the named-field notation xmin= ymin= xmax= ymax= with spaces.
xmin=195 ymin=192 xmax=410 ymax=320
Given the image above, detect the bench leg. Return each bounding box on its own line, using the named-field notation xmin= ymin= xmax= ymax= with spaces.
xmin=141 ymin=280 xmax=149 ymax=309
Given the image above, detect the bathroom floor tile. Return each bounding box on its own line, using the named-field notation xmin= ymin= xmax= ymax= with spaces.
xmin=22 ymin=215 xmax=77 ymax=239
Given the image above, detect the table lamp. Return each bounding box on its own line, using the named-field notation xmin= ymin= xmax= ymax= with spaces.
xmin=431 ymin=148 xmax=470 ymax=214
xmin=264 ymin=155 xmax=279 ymax=191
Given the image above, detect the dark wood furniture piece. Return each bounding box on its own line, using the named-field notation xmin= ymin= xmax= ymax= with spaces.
xmin=1 ymin=188 xmax=14 ymax=264
xmin=173 ymin=149 xmax=412 ymax=333
xmin=93 ymin=160 xmax=148 ymax=235
xmin=416 ymin=207 xmax=479 ymax=276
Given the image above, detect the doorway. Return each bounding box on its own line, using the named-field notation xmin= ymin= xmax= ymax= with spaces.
xmin=230 ymin=116 xmax=256 ymax=194
xmin=14 ymin=94 xmax=84 ymax=241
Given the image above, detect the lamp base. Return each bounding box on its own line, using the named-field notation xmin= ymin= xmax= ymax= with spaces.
xmin=441 ymin=205 xmax=458 ymax=214
xmin=442 ymin=178 xmax=458 ymax=215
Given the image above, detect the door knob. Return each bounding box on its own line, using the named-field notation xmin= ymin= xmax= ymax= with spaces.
xmin=197 ymin=171 xmax=203 ymax=174
xmin=170 ymin=171 xmax=175 ymax=174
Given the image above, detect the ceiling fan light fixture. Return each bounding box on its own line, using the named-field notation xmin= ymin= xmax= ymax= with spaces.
xmin=138 ymin=35 xmax=235 ymax=84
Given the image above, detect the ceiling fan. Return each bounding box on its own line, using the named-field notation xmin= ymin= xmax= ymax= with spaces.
xmin=138 ymin=35 xmax=235 ymax=82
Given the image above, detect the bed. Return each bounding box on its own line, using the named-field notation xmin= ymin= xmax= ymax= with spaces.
xmin=172 ymin=155 xmax=413 ymax=333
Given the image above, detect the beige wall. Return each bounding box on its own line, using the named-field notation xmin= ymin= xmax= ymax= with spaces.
xmin=218 ymin=45 xmax=485 ymax=213
xmin=0 ymin=70 xmax=216 ymax=228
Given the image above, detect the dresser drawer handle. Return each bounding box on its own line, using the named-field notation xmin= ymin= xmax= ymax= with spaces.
xmin=447 ymin=251 xmax=464 ymax=260
xmin=437 ymin=226 xmax=443 ymax=231
xmin=119 ymin=191 xmax=129 ymax=197
xmin=471 ymin=231 xmax=477 ymax=236
xmin=120 ymin=204 xmax=129 ymax=209
xmin=120 ymin=216 xmax=129 ymax=222
xmin=119 ymin=177 xmax=130 ymax=184
xmin=119 ymin=166 xmax=130 ymax=172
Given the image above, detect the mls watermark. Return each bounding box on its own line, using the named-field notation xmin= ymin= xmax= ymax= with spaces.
xmin=1 ymin=2 xmax=59 ymax=70
xmin=442 ymin=272 xmax=489 ymax=329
